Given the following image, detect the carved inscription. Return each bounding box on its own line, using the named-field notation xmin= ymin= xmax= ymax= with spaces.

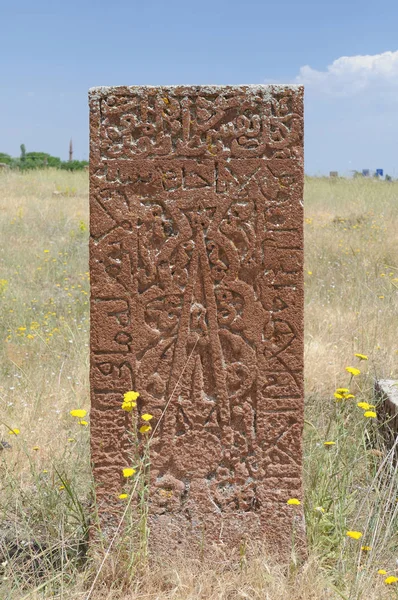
xmin=89 ymin=85 xmax=305 ymax=555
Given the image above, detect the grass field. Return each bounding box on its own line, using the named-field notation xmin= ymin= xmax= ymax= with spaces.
xmin=0 ymin=170 xmax=397 ymax=599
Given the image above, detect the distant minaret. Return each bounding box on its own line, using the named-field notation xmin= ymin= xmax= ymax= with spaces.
xmin=69 ymin=138 xmax=73 ymax=162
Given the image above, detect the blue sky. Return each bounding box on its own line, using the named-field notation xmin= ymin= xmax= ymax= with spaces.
xmin=1 ymin=0 xmax=398 ymax=175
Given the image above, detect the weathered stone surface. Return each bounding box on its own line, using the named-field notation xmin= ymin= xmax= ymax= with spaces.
xmin=375 ymin=379 xmax=398 ymax=453
xmin=89 ymin=85 xmax=305 ymax=556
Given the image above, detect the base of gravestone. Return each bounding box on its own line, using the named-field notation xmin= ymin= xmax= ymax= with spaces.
xmin=89 ymin=481 xmax=307 ymax=562
xmin=146 ymin=511 xmax=307 ymax=562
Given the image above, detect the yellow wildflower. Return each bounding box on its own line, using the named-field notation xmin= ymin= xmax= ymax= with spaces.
xmin=385 ymin=576 xmax=398 ymax=585
xmin=336 ymin=389 xmax=355 ymax=399
xmin=354 ymin=353 xmax=368 ymax=360
xmin=70 ymin=409 xmax=87 ymax=418
xmin=141 ymin=413 xmax=153 ymax=421
xmin=363 ymin=411 xmax=377 ymax=418
xmin=287 ymin=498 xmax=301 ymax=505
xmin=346 ymin=367 xmax=361 ymax=376
xmin=17 ymin=327 xmax=26 ymax=332
xmin=121 ymin=400 xmax=137 ymax=412
xmin=59 ymin=485 xmax=65 ymax=491
xmin=324 ymin=441 xmax=336 ymax=446
xmin=79 ymin=420 xmax=89 ymax=426
xmin=139 ymin=424 xmax=152 ymax=434
xmin=123 ymin=468 xmax=136 ymax=478
xmin=346 ymin=531 xmax=362 ymax=540
xmin=27 ymin=334 xmax=35 ymax=340
xmin=9 ymin=429 xmax=20 ymax=435
xmin=119 ymin=493 xmax=128 ymax=499
xmin=378 ymin=570 xmax=387 ymax=575
xmin=124 ymin=391 xmax=140 ymax=402
xmin=361 ymin=545 xmax=372 ymax=551
xmin=32 ymin=446 xmax=40 ymax=451
xmin=357 ymin=402 xmax=371 ymax=410
xmin=67 ymin=438 xmax=75 ymax=442
xmin=314 ymin=506 xmax=325 ymax=513
xmin=307 ymin=271 xmax=313 ymax=275
xmin=121 ymin=390 xmax=139 ymax=412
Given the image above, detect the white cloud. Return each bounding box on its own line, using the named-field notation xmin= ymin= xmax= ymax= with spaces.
xmin=296 ymin=50 xmax=398 ymax=96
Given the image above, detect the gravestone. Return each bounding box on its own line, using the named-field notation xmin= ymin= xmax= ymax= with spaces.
xmin=89 ymin=85 xmax=305 ymax=556
xmin=375 ymin=379 xmax=398 ymax=455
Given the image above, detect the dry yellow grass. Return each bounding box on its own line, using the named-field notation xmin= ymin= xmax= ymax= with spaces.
xmin=0 ymin=170 xmax=397 ymax=599
xmin=304 ymin=175 xmax=398 ymax=395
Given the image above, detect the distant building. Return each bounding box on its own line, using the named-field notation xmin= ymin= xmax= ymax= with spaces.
xmin=362 ymin=169 xmax=370 ymax=177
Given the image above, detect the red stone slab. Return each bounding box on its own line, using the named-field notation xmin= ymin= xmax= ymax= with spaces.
xmin=89 ymin=85 xmax=305 ymax=557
